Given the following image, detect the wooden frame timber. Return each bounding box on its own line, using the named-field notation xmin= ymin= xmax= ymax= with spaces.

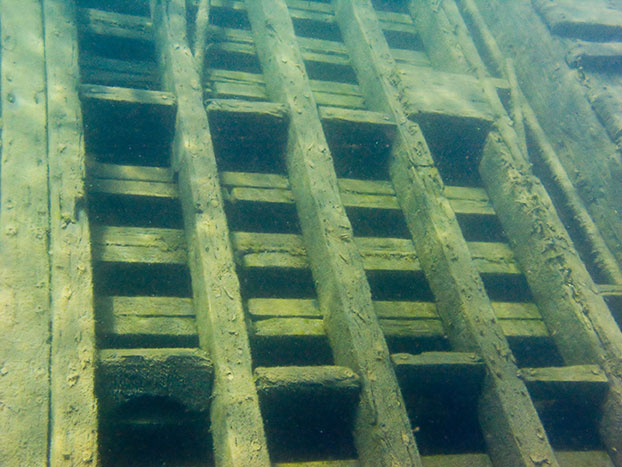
xmin=245 ymin=1 xmax=419 ymax=464
xmin=1 ymin=0 xmax=621 ymax=465
xmin=0 ymin=1 xmax=51 ymax=464
xmin=333 ymin=1 xmax=557 ymax=465
xmin=44 ymin=0 xmax=100 ymax=464
xmin=150 ymin=0 xmax=271 ymax=464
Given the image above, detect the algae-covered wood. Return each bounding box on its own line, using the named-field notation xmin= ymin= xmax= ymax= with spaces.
xmin=334 ymin=1 xmax=558 ymax=465
xmin=0 ymin=1 xmax=51 ymax=464
xmin=44 ymin=0 xmax=100 ymax=463
xmin=246 ymin=0 xmax=420 ymax=464
xmin=151 ymin=0 xmax=270 ymax=464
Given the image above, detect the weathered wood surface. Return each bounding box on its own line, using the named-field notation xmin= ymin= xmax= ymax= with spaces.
xmin=97 ymin=295 xmax=197 ymax=340
xmin=519 ymin=364 xmax=608 ymax=400
xmin=451 ymin=0 xmax=622 ymax=285
xmin=45 ymin=0 xmax=100 ymax=463
xmin=231 ymin=231 xmax=521 ymax=275
xmin=0 ymin=1 xmax=51 ymax=464
xmin=567 ymin=41 xmax=622 ymax=70
xmin=78 ymin=7 xmax=153 ymax=41
xmin=335 ymin=1 xmax=558 ymax=465
xmin=245 ymin=0 xmax=420 ymax=464
xmin=98 ymin=348 xmax=213 ymax=412
xmin=480 ymin=134 xmax=622 ymax=463
xmin=254 ymin=366 xmax=361 ymax=396
xmin=151 ymin=0 xmax=270 ymax=464
xmin=92 ymin=226 xmax=187 ymax=264
xmin=533 ymin=0 xmax=622 ymax=40
xmin=470 ymin=0 xmax=622 ymax=269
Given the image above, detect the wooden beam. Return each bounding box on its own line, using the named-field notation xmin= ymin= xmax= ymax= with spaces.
xmin=245 ymin=0 xmax=421 ymax=464
xmin=150 ymin=0 xmax=270 ymax=464
xmin=98 ymin=348 xmax=213 ymax=412
xmin=78 ymin=7 xmax=153 ymax=41
xmin=480 ymin=133 xmax=622 ymax=463
xmin=334 ymin=1 xmax=558 ymax=465
xmin=44 ymin=1 xmax=100 ymax=463
xmin=254 ymin=366 xmax=361 ymax=396
xmin=0 ymin=1 xmax=51 ymax=464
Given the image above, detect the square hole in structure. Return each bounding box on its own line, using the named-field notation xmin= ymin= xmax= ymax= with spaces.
xmin=260 ymin=386 xmax=358 ymax=463
xmin=209 ymin=110 xmax=288 ymax=174
xmin=416 ymin=114 xmax=491 ymax=187
xmin=324 ymin=120 xmax=395 ymax=181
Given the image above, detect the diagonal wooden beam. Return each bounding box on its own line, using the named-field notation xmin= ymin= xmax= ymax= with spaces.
xmin=244 ymin=0 xmax=421 ymax=464
xmin=150 ymin=0 xmax=270 ymax=465
xmin=333 ymin=1 xmax=559 ymax=465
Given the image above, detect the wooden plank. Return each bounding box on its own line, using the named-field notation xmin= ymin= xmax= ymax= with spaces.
xmin=245 ymin=0 xmax=420 ymax=463
xmin=98 ymin=348 xmax=212 ymax=412
xmin=398 ymin=63 xmax=494 ymax=121
xmin=99 ymin=313 xmax=197 ymax=339
xmin=88 ymin=178 xmax=178 ymax=198
xmin=533 ymin=0 xmax=622 ymax=40
xmin=334 ymin=2 xmax=558 ymax=465
xmin=152 ymin=0 xmax=271 ymax=463
xmin=318 ymin=105 xmax=394 ymax=127
xmin=520 ymin=365 xmax=609 ymax=400
xmin=248 ymin=297 xmax=542 ymax=320
xmin=422 ymin=454 xmax=493 ymax=467
xmin=92 ymin=226 xmax=187 ymax=264
xmin=391 ymin=48 xmax=432 ymax=67
xmin=206 ymin=98 xmax=288 ymax=120
xmin=44 ymin=0 xmax=100 ymax=463
xmin=79 ymin=83 xmax=176 ymax=106
xmin=392 ymin=352 xmax=485 ymax=389
xmin=232 ymin=231 xmax=522 ymax=276
xmin=0 ymin=1 xmax=51 ymax=464
xmin=89 ymin=161 xmax=174 ymax=182
xmin=221 ymin=170 xmax=495 ymax=216
xmin=567 ymin=41 xmax=622 ymax=70
xmin=254 ymin=366 xmax=360 ymax=395
xmin=253 ymin=316 xmax=546 ymax=340
xmin=97 ymin=296 xmax=194 ymax=317
xmin=80 ymin=54 xmax=158 ymax=88
xmin=78 ymin=7 xmax=153 ymax=41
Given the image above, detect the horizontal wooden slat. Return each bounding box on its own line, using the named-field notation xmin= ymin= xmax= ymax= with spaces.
xmin=97 ymin=296 xmax=194 ymax=317
xmin=390 ymin=48 xmax=431 ymax=67
xmin=220 ymin=171 xmax=495 ymax=216
xmin=78 ymin=7 xmax=153 ymax=41
xmin=599 ymin=284 xmax=622 ymax=297
xmin=247 ymin=297 xmax=542 ymax=321
xmin=231 ymin=231 xmax=521 ymax=275
xmin=206 ymin=99 xmax=288 ymax=120
xmin=88 ymin=178 xmax=178 ymax=198
xmin=318 ymin=105 xmax=394 ymax=127
xmin=80 ymin=83 xmax=176 ymax=106
xmin=97 ymin=296 xmax=196 ymax=340
xmin=253 ymin=317 xmax=445 ymax=339
xmin=392 ymin=352 xmax=485 ymax=389
xmin=252 ymin=316 xmax=547 ymax=339
xmin=533 ymin=0 xmax=622 ymax=40
xmin=92 ymin=226 xmax=186 ymax=264
xmin=80 ymin=54 xmax=158 ymax=88
xmin=398 ymin=63 xmax=494 ymax=122
xmin=567 ymin=41 xmax=622 ymax=70
xmin=254 ymin=366 xmax=360 ymax=395
xmin=520 ymin=364 xmax=609 ymax=401
xmin=89 ymin=161 xmax=174 ymax=182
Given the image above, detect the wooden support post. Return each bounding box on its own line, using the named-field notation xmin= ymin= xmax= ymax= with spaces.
xmin=193 ymin=0 xmax=210 ymax=73
xmin=465 ymin=0 xmax=622 ymax=268
xmin=244 ymin=1 xmax=420 ymax=465
xmin=150 ymin=0 xmax=270 ymax=465
xmin=0 ymin=1 xmax=51 ymax=464
xmin=480 ymin=134 xmax=622 ymax=464
xmin=43 ymin=0 xmax=99 ymax=464
xmin=333 ymin=1 xmax=559 ymax=465
xmin=430 ymin=0 xmax=622 ymax=459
